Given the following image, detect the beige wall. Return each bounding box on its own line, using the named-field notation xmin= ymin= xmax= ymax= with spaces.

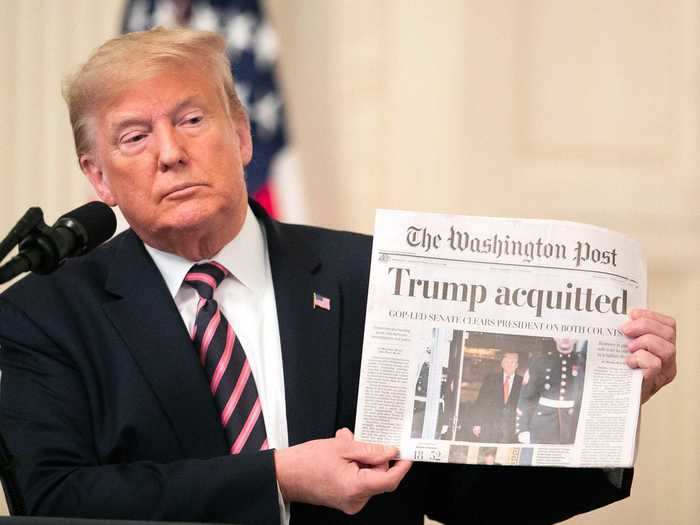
xmin=0 ymin=0 xmax=124 ymax=232
xmin=1 ymin=1 xmax=698 ymax=523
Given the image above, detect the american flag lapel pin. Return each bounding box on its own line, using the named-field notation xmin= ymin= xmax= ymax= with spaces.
xmin=313 ymin=292 xmax=331 ymax=311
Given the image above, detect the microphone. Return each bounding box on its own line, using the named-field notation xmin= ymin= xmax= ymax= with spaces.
xmin=0 ymin=202 xmax=117 ymax=284
xmin=0 ymin=207 xmax=44 ymax=263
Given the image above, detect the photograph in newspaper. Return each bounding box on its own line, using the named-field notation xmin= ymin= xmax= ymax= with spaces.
xmin=354 ymin=209 xmax=646 ymax=468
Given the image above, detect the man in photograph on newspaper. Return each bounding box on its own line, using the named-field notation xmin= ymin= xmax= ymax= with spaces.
xmin=516 ymin=338 xmax=587 ymax=444
xmin=471 ymin=351 xmax=524 ymax=443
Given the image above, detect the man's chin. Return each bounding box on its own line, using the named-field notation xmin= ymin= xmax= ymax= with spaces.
xmin=160 ymin=201 xmax=231 ymax=231
xmin=159 ymin=215 xmax=223 ymax=240
xmin=127 ymin=199 xmax=244 ymax=256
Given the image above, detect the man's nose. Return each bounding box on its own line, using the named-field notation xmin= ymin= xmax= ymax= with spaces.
xmin=155 ymin=122 xmax=188 ymax=172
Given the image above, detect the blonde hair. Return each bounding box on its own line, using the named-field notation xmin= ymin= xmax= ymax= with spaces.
xmin=63 ymin=27 xmax=244 ymax=156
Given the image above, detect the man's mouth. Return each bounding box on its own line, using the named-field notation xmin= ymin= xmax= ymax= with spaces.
xmin=163 ymin=183 xmax=205 ymax=200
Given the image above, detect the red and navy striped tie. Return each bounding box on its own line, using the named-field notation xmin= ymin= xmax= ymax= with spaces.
xmin=184 ymin=262 xmax=268 ymax=453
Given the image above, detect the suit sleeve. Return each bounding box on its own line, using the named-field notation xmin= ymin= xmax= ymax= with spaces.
xmin=0 ymin=298 xmax=280 ymax=524
xmin=472 ymin=374 xmax=500 ymax=427
xmin=470 ymin=377 xmax=487 ymax=428
xmin=421 ymin=461 xmax=632 ymax=524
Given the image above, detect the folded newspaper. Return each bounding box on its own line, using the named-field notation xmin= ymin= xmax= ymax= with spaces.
xmin=354 ymin=209 xmax=645 ymax=468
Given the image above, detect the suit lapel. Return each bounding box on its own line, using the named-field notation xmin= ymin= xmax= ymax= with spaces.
xmin=102 ymin=231 xmax=228 ymax=458
xmin=253 ymin=203 xmax=340 ymax=446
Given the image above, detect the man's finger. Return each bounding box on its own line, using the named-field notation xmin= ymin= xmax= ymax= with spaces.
xmin=343 ymin=441 xmax=400 ymax=465
xmin=625 ymin=349 xmax=662 ymax=375
xmin=621 ymin=317 xmax=675 ymax=343
xmin=627 ymin=334 xmax=675 ymax=363
xmin=356 ymin=459 xmax=412 ymax=494
xmin=335 ymin=428 xmax=354 ymax=440
xmin=629 ymin=308 xmax=677 ymax=329
xmin=365 ymin=461 xmax=389 ymax=473
xmin=625 ymin=348 xmax=676 ymax=403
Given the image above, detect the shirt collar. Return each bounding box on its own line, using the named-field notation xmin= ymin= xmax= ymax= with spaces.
xmin=144 ymin=205 xmax=267 ymax=298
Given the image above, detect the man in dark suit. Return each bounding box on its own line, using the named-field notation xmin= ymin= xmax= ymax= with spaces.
xmin=471 ymin=352 xmax=523 ymax=443
xmin=0 ymin=27 xmax=678 ymax=524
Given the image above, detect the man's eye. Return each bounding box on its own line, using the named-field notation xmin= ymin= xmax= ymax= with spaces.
xmin=121 ymin=133 xmax=146 ymax=144
xmin=183 ymin=115 xmax=203 ymax=126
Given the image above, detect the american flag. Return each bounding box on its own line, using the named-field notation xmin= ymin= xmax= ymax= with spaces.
xmin=121 ymin=0 xmax=293 ymax=218
xmin=312 ymin=292 xmax=331 ymax=311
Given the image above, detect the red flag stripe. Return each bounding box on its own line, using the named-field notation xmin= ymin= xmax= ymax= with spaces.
xmin=260 ymin=439 xmax=268 ymax=451
xmin=253 ymin=184 xmax=277 ymax=218
xmin=231 ymin=398 xmax=262 ymax=454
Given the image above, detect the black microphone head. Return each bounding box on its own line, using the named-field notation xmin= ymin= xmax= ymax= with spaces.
xmin=54 ymin=201 xmax=117 ymax=254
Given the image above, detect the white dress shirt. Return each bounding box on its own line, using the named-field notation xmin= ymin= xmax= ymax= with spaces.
xmin=144 ymin=205 xmax=290 ymax=524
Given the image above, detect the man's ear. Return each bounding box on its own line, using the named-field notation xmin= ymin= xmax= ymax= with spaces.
xmin=235 ymin=116 xmax=253 ymax=166
xmin=80 ymin=154 xmax=117 ymax=206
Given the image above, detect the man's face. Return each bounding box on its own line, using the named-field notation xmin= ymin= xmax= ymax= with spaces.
xmin=501 ymin=353 xmax=518 ymax=375
xmin=80 ymin=66 xmax=251 ymax=255
xmin=554 ymin=338 xmax=575 ymax=354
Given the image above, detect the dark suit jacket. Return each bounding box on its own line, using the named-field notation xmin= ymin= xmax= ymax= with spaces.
xmin=0 ymin=202 xmax=632 ymax=524
xmin=472 ymin=372 xmax=523 ymax=444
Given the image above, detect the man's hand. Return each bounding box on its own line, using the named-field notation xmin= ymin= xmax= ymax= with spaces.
xmin=274 ymin=428 xmax=412 ymax=515
xmin=621 ymin=308 xmax=677 ymax=404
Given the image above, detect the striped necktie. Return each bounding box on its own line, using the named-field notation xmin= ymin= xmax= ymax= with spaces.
xmin=184 ymin=262 xmax=268 ymax=453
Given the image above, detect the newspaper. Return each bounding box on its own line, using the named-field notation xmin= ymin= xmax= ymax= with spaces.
xmin=354 ymin=209 xmax=646 ymax=468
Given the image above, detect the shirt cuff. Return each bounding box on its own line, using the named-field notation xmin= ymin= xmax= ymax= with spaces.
xmin=276 ymin=479 xmax=291 ymax=525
